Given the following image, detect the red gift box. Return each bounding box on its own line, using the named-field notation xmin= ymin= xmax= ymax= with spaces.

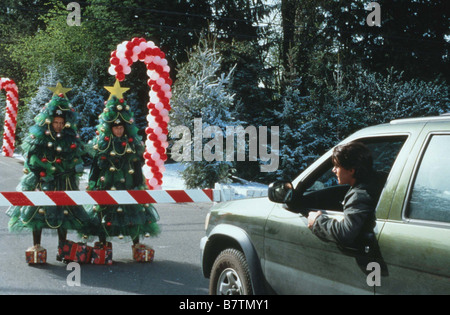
xmin=57 ymin=240 xmax=92 ymax=264
xmin=26 ymin=246 xmax=47 ymax=264
xmin=132 ymin=243 xmax=155 ymax=263
xmin=91 ymin=242 xmax=113 ymax=265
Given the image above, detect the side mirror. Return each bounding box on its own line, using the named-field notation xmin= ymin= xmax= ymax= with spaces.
xmin=268 ymin=181 xmax=294 ymax=203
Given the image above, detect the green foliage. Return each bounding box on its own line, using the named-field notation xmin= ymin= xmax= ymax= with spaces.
xmin=171 ymin=35 xmax=239 ymax=188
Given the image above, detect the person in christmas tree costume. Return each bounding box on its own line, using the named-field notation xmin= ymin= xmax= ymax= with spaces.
xmin=6 ymin=83 xmax=90 ymax=263
xmin=86 ymin=80 xmax=160 ymax=262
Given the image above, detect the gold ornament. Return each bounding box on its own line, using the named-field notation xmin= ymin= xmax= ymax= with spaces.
xmin=117 ymin=207 xmax=123 ymax=213
xmin=64 ymin=210 xmax=69 ymax=215
xmin=109 ymin=166 xmax=116 ymax=172
xmin=64 ymin=122 xmax=71 ymax=128
xmin=38 ymin=208 xmax=45 ymax=215
xmin=116 ymin=105 xmax=123 ymax=111
xmin=128 ymin=169 xmax=135 ymax=175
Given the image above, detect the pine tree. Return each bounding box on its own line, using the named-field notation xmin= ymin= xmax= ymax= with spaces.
xmin=170 ymin=35 xmax=241 ymax=188
xmin=18 ymin=64 xmax=62 ymax=143
xmin=71 ymin=72 xmax=104 ymax=143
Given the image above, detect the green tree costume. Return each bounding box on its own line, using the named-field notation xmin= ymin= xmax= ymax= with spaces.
xmin=86 ymin=91 xmax=160 ymax=245
xmin=6 ymin=90 xmax=90 ymax=244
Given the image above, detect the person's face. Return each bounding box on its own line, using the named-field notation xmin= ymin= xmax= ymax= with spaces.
xmin=332 ymin=160 xmax=356 ymax=186
xmin=52 ymin=117 xmax=65 ymax=133
xmin=112 ymin=125 xmax=125 ymax=137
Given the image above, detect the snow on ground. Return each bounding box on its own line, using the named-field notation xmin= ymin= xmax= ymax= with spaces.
xmin=161 ymin=162 xmax=268 ymax=200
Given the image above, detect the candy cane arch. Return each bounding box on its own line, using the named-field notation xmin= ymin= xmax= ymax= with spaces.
xmin=0 ymin=78 xmax=19 ymax=157
xmin=109 ymin=38 xmax=171 ymax=190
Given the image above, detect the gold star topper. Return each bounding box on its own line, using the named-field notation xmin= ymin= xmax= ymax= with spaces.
xmin=104 ymin=79 xmax=130 ymax=100
xmin=47 ymin=82 xmax=72 ymax=98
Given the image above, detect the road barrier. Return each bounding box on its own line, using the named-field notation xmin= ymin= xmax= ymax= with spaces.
xmin=0 ymin=188 xmax=268 ymax=207
xmin=0 ymin=189 xmax=224 ymax=206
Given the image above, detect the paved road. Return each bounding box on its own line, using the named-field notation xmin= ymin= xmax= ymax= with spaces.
xmin=0 ymin=156 xmax=211 ymax=295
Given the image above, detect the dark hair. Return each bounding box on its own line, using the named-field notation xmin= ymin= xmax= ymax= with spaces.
xmin=332 ymin=142 xmax=373 ymax=183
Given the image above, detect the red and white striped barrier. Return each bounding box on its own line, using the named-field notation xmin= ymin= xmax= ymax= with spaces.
xmin=0 ymin=189 xmax=227 ymax=207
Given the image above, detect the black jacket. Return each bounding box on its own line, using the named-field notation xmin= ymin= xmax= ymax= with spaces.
xmin=311 ymin=182 xmax=376 ymax=249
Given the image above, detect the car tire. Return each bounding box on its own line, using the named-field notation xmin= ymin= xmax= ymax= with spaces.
xmin=209 ymin=248 xmax=253 ymax=295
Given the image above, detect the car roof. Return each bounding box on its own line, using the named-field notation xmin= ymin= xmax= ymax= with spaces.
xmin=349 ymin=113 xmax=450 ymax=137
xmin=390 ymin=113 xmax=450 ymax=125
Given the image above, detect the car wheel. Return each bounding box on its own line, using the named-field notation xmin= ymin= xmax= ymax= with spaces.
xmin=209 ymin=248 xmax=253 ymax=295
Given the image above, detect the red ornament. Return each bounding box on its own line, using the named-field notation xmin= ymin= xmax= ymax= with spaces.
xmin=106 ymin=222 xmax=112 ymax=227
xmin=100 ymin=156 xmax=107 ymax=160
xmin=104 ymin=136 xmax=110 ymax=142
xmin=70 ymin=144 xmax=77 ymax=150
xmin=119 ymin=99 xmax=124 ymax=103
xmin=58 ymin=93 xmax=64 ymax=98
xmin=121 ymin=142 xmax=127 ymax=147
xmin=40 ymin=171 xmax=46 ymax=177
xmin=56 ymin=158 xmax=62 ymax=164
xmin=41 ymin=158 xmax=48 ymax=163
xmin=128 ymin=138 xmax=133 ymax=143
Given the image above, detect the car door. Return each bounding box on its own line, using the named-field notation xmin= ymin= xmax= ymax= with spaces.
xmin=263 ymin=135 xmax=409 ymax=294
xmin=376 ymin=129 xmax=450 ymax=294
xmin=264 ymin=203 xmax=384 ymax=294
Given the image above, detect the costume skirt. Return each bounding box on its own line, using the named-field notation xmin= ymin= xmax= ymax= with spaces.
xmin=6 ymin=205 xmax=91 ymax=234
xmin=86 ymin=203 xmax=160 ymax=241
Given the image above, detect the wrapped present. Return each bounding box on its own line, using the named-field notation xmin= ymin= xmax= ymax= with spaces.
xmin=91 ymin=242 xmax=113 ymax=265
xmin=57 ymin=240 xmax=92 ymax=264
xmin=26 ymin=245 xmax=47 ymax=264
xmin=132 ymin=243 xmax=155 ymax=263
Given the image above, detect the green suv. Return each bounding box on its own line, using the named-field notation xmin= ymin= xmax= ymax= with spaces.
xmin=200 ymin=115 xmax=450 ymax=295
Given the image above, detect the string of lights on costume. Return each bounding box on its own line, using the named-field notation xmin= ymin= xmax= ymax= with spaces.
xmin=85 ymin=80 xmax=160 ymax=258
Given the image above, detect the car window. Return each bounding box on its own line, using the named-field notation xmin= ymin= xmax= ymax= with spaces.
xmin=307 ymin=136 xmax=407 ymax=192
xmin=407 ymin=135 xmax=450 ymax=223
